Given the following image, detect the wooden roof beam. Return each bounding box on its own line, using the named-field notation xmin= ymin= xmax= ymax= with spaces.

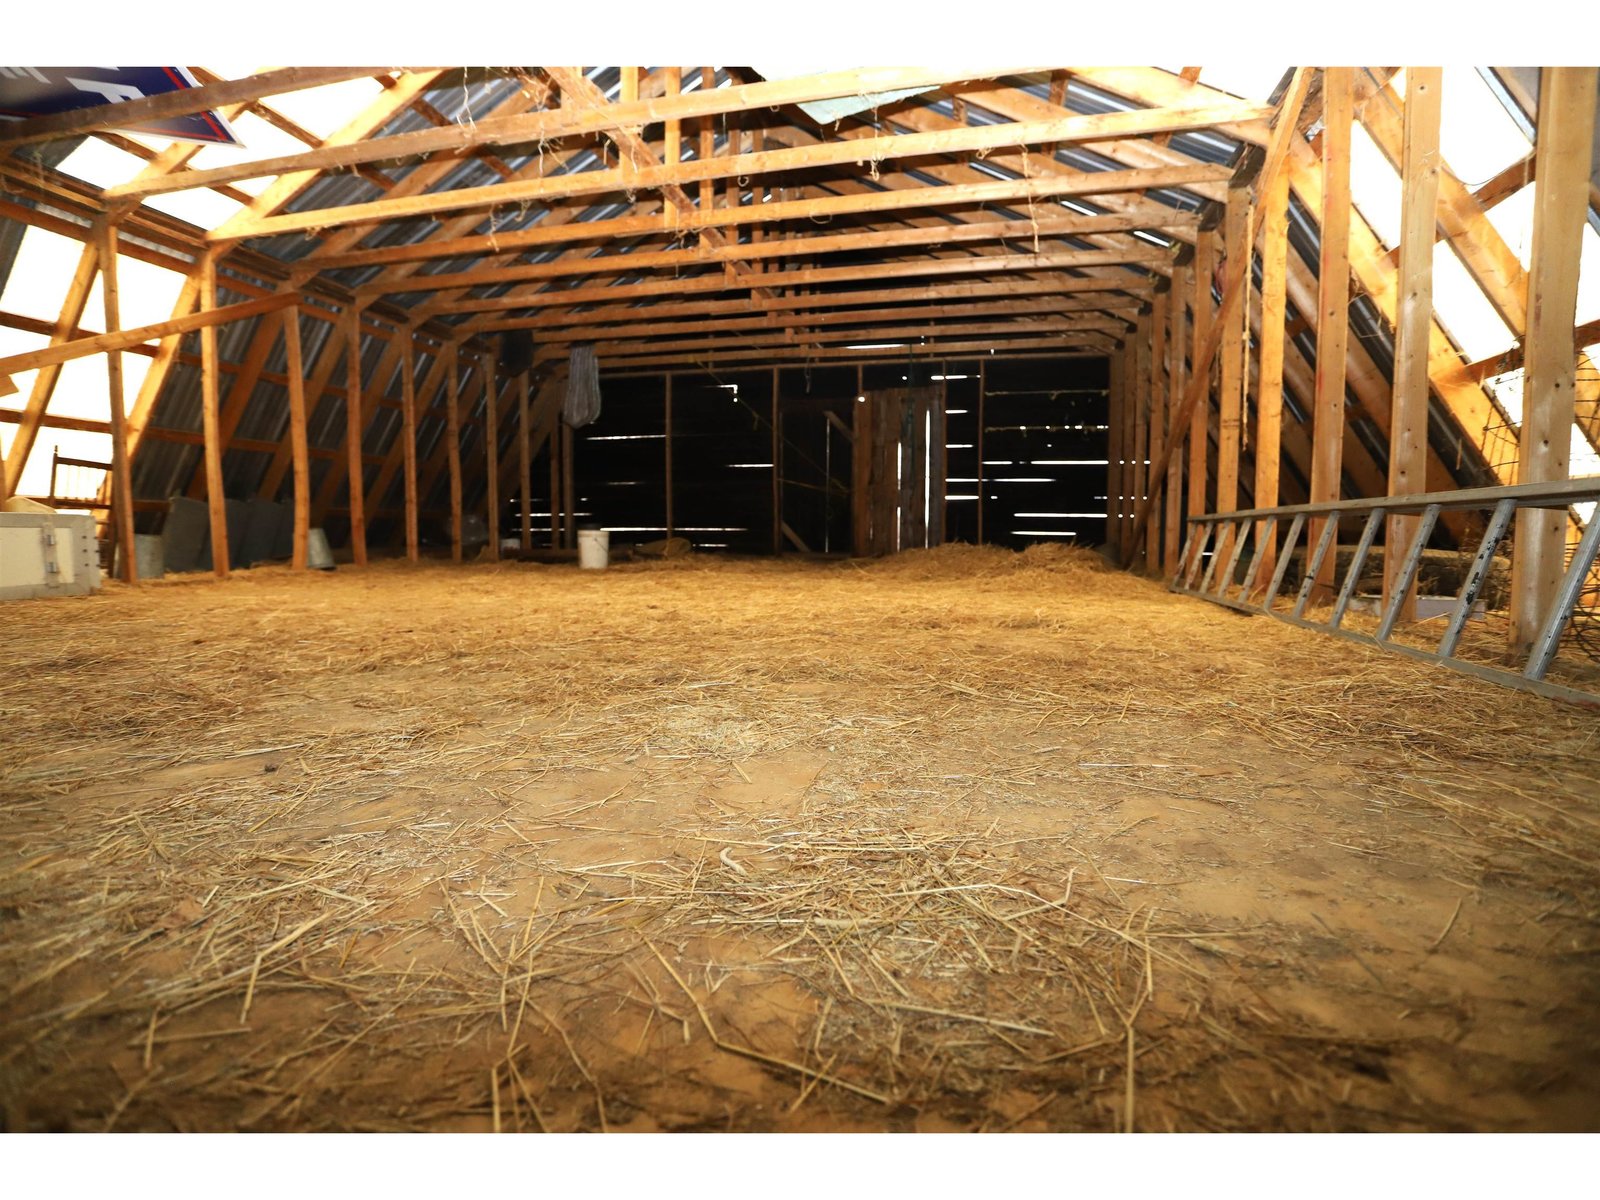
xmin=213 ymin=96 xmax=1274 ymax=242
xmin=590 ymin=335 xmax=1108 ymax=371
xmin=432 ymin=253 xmax=1163 ymax=315
xmin=305 ymin=164 xmax=1225 ymax=273
xmin=355 ymin=210 xmax=1198 ymax=298
xmin=473 ymin=280 xmax=1146 ymax=331
xmin=0 ymin=67 xmax=409 ymax=154
xmin=107 ymin=67 xmax=1042 ymax=201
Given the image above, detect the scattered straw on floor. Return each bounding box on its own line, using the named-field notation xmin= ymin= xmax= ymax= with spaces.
xmin=2 ymin=547 xmax=1598 ymax=1131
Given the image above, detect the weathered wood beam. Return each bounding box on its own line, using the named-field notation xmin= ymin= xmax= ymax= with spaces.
xmin=445 ymin=344 xmax=463 ymax=563
xmin=1216 ymin=185 xmax=1249 ymax=538
xmin=216 ymin=98 xmax=1273 ymax=241
xmin=98 ymin=219 xmax=137 ymax=583
xmin=307 ymin=165 xmax=1227 ymax=273
xmin=510 ymin=297 xmax=1137 ymax=344
xmin=199 ymin=254 xmax=229 ymax=579
xmin=1125 ymin=68 xmax=1313 ymax=563
xmin=1187 ymin=227 xmax=1215 ymax=522
xmin=592 ymin=335 xmax=1101 ymax=371
xmin=401 ymin=334 xmax=420 ymax=562
xmin=0 ymin=67 xmax=399 ymax=152
xmin=0 ymin=293 xmax=296 ymax=384
xmin=109 ymin=67 xmax=1039 ymax=201
xmin=1382 ymin=68 xmax=1442 ymax=624
xmin=282 ymin=306 xmax=312 ymax=571
xmin=1508 ymin=67 xmax=1597 ymax=655
xmin=1308 ymin=67 xmax=1353 ymax=604
xmin=436 ymin=251 xmax=1165 ymax=315
xmin=358 ymin=211 xmax=1199 ymax=297
xmin=344 ymin=310 xmax=369 ymax=565
xmin=1252 ymin=165 xmax=1289 ymax=591
xmin=1 ymin=239 xmax=99 ymax=497
xmin=1164 ymin=261 xmax=1188 ymax=575
xmin=478 ymin=282 xmax=1145 ymax=333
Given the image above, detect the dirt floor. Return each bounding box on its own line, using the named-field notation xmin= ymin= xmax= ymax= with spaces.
xmin=3 ymin=546 xmax=1599 ymax=1132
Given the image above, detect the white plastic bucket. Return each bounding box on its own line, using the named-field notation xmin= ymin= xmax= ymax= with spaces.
xmin=578 ymin=528 xmax=610 ymax=570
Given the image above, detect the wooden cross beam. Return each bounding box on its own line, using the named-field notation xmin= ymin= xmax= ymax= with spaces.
xmin=0 ymin=67 xmax=402 ymax=152
xmin=435 ymin=252 xmax=1165 ymax=315
xmin=213 ymin=97 xmax=1273 ymax=242
xmin=354 ymin=210 xmax=1200 ymax=297
xmin=305 ymin=164 xmax=1227 ymax=273
xmin=475 ymin=289 xmax=1143 ymax=334
xmin=105 ymin=66 xmax=1043 ymax=200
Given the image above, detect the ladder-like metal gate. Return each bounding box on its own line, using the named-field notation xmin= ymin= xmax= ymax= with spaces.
xmin=1170 ymin=479 xmax=1600 ymax=706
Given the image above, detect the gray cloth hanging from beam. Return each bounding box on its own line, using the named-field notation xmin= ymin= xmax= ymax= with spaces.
xmin=565 ymin=344 xmax=601 ymax=428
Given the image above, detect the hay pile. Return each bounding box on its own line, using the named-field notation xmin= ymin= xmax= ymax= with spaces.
xmin=2 ymin=550 xmax=1599 ymax=1131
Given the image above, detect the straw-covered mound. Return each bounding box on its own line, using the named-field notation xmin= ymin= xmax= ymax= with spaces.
xmin=2 ymin=548 xmax=1598 ymax=1132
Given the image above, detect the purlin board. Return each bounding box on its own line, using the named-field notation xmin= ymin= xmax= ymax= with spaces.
xmin=0 ymin=67 xmax=239 ymax=145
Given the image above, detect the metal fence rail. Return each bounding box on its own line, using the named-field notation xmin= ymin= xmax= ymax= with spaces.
xmin=1170 ymin=478 xmax=1600 ymax=706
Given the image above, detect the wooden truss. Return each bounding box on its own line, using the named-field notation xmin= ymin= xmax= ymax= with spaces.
xmin=0 ymin=62 xmax=1592 ymax=665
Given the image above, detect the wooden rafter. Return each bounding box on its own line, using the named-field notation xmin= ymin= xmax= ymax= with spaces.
xmin=213 ymin=97 xmax=1273 ymax=242
xmin=0 ymin=67 xmax=401 ymax=152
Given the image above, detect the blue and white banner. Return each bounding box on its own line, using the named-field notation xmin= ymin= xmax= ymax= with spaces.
xmin=0 ymin=66 xmax=239 ymax=145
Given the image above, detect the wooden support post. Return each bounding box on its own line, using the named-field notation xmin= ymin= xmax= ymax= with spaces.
xmin=484 ymin=356 xmax=500 ymax=562
xmin=1135 ymin=318 xmax=1153 ymax=567
xmin=445 ymin=342 xmax=462 ymax=563
xmin=1164 ymin=262 xmax=1188 ymax=577
xmin=663 ymin=68 xmax=681 ymax=225
xmin=772 ymin=365 xmax=782 ymax=554
xmin=1383 ymin=67 xmax=1443 ymax=623
xmin=976 ymin=359 xmax=986 ymax=545
xmin=1216 ymin=185 xmax=1249 ymax=538
xmin=1509 ymin=67 xmax=1599 ymax=654
xmin=519 ymin=372 xmax=532 ymax=553
xmin=852 ymin=388 xmax=871 ymax=556
xmin=1188 ymin=227 xmax=1216 ymax=522
xmin=98 ymin=219 xmax=137 ymax=583
xmin=200 ymin=253 xmax=229 ymax=579
xmin=699 ymin=68 xmax=715 ymax=212
xmin=1146 ymin=291 xmax=1168 ymax=569
xmin=1253 ymin=166 xmax=1290 ymax=593
xmin=548 ymin=399 xmax=560 ymax=549
xmin=664 ymin=372 xmax=674 ymax=538
xmin=1309 ymin=67 xmax=1353 ymax=604
xmin=1123 ymin=342 xmax=1139 ymax=553
xmin=344 ymin=309 xmax=368 ymax=565
xmin=401 ymin=333 xmax=419 ymax=563
xmin=282 ymin=305 xmax=310 ymax=570
xmin=561 ymin=420 xmax=575 ymax=550
xmin=1107 ymin=349 xmax=1125 ymax=553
